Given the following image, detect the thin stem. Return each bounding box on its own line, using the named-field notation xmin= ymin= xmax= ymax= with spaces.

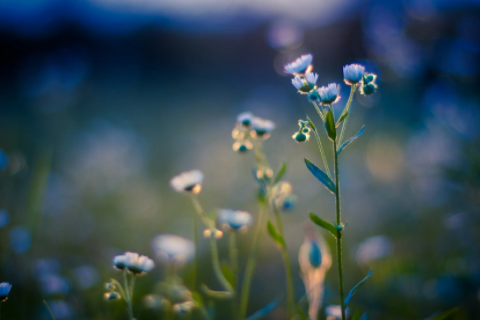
xmin=333 ymin=140 xmax=346 ymax=320
xmin=273 ymin=207 xmax=295 ymax=320
xmin=130 ymin=275 xmax=136 ymax=303
xmin=338 ymin=84 xmax=357 ymax=146
xmin=43 ymin=300 xmax=56 ymax=320
xmin=0 ymin=303 xmax=2 ymax=320
xmin=239 ymin=204 xmax=266 ymax=320
xmin=309 ymin=121 xmax=332 ymax=180
xmin=123 ymin=270 xmax=134 ymax=320
xmin=312 ymin=101 xmax=325 ymax=122
xmin=192 ymin=216 xmax=198 ymax=290
xmin=229 ymin=232 xmax=238 ymax=286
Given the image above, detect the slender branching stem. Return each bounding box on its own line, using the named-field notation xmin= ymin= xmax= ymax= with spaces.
xmin=273 ymin=206 xmax=295 ymax=319
xmin=130 ymin=275 xmax=136 ymax=303
xmin=338 ymin=84 xmax=357 ymax=146
xmin=239 ymin=204 xmax=266 ymax=320
xmin=229 ymin=232 xmax=238 ymax=286
xmin=192 ymin=216 xmax=198 ymax=290
xmin=312 ymin=101 xmax=325 ymax=122
xmin=309 ymin=120 xmax=332 ymax=180
xmin=333 ymin=140 xmax=346 ymax=320
xmin=210 ymin=237 xmax=235 ymax=294
xmin=123 ymin=270 xmax=134 ymax=320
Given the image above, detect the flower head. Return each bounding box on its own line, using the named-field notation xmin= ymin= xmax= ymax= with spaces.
xmin=291 ymin=73 xmax=318 ymax=93
xmin=218 ymin=209 xmax=253 ymax=230
xmin=0 ymin=282 xmax=12 ymax=302
xmin=251 ymin=117 xmax=275 ymax=140
xmin=359 ymin=73 xmax=378 ymax=96
xmin=232 ymin=140 xmax=253 ymax=153
xmin=113 ymin=252 xmax=155 ymax=275
xmin=343 ymin=64 xmax=365 ymax=85
xmin=203 ymin=228 xmax=223 ymax=239
xmin=237 ymin=112 xmax=254 ymax=127
xmin=318 ymin=83 xmax=341 ymax=105
xmin=170 ymin=170 xmax=204 ymax=194
xmin=284 ymin=54 xmax=313 ymax=74
xmin=152 ymin=234 xmax=195 ymax=266
xmin=104 ymin=291 xmax=121 ymax=301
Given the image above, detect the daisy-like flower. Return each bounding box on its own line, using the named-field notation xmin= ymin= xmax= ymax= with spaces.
xmin=318 ymin=83 xmax=341 ymax=105
xmin=218 ymin=209 xmax=253 ymax=230
xmin=284 ymin=54 xmax=313 ymax=74
xmin=0 ymin=282 xmax=12 ymax=302
xmin=343 ymin=64 xmax=365 ymax=85
xmin=170 ymin=170 xmax=204 ymax=194
xmin=152 ymin=234 xmax=195 ymax=266
xmin=237 ymin=112 xmax=254 ymax=127
xmin=113 ymin=254 xmax=128 ymax=270
xmin=251 ymin=117 xmax=275 ymax=139
xmin=291 ymin=73 xmax=318 ymax=93
xmin=113 ymin=252 xmax=155 ymax=274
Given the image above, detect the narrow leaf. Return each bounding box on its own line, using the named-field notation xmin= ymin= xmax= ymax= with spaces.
xmin=336 ymin=111 xmax=349 ymax=128
xmin=344 ymin=269 xmax=373 ymax=306
xmin=274 ymin=162 xmax=287 ymax=184
xmin=337 ymin=126 xmax=365 ymax=155
xmin=246 ymin=298 xmax=281 ymax=320
xmin=309 ymin=212 xmax=338 ymax=238
xmin=192 ymin=291 xmax=204 ymax=307
xmin=221 ymin=263 xmax=236 ymax=288
xmin=324 ymin=110 xmax=337 ymax=141
xmin=427 ymin=308 xmax=458 ymax=320
xmin=110 ymin=278 xmax=127 ymax=301
xmin=305 ymin=158 xmax=336 ymax=193
xmin=267 ymin=221 xmax=285 ymax=247
xmin=352 ymin=308 xmax=361 ymax=320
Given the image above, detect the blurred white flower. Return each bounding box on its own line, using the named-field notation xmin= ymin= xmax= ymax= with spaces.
xmin=40 ymin=274 xmax=70 ymax=295
xmin=318 ymin=83 xmax=341 ymax=105
xmin=237 ymin=112 xmax=254 ymax=127
xmin=74 ymin=265 xmax=100 ymax=289
xmin=284 ymin=54 xmax=313 ymax=74
xmin=343 ymin=64 xmax=365 ymax=85
xmin=152 ymin=234 xmax=195 ymax=266
xmin=218 ymin=209 xmax=253 ymax=230
xmin=0 ymin=282 xmax=12 ymax=302
xmin=251 ymin=117 xmax=275 ymax=139
xmin=326 ymin=305 xmax=349 ymax=319
xmin=299 ymin=228 xmax=332 ymax=320
xmin=291 ymin=73 xmax=318 ymax=93
xmin=170 ymin=170 xmax=204 ymax=194
xmin=355 ymin=235 xmax=393 ymax=265
xmin=104 ymin=292 xmax=121 ymax=300
xmin=113 ymin=252 xmax=155 ymax=274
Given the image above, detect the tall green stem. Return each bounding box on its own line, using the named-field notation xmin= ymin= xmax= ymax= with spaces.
xmin=229 ymin=232 xmax=238 ymax=285
xmin=123 ymin=270 xmax=134 ymax=320
xmin=273 ymin=207 xmax=295 ymax=319
xmin=210 ymin=237 xmax=235 ymax=294
xmin=192 ymin=216 xmax=198 ymax=290
xmin=239 ymin=204 xmax=266 ymax=320
xmin=333 ymin=140 xmax=346 ymax=320
xmin=338 ymin=84 xmax=357 ymax=146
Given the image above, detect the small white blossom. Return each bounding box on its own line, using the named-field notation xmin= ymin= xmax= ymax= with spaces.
xmin=152 ymin=234 xmax=195 ymax=266
xmin=251 ymin=117 xmax=275 ymax=139
xmin=203 ymin=228 xmax=223 ymax=239
xmin=0 ymin=282 xmax=12 ymax=302
xmin=318 ymin=83 xmax=341 ymax=105
xmin=326 ymin=305 xmax=349 ymax=319
xmin=113 ymin=252 xmax=155 ymax=274
xmin=284 ymin=54 xmax=313 ymax=74
xmin=170 ymin=170 xmax=204 ymax=194
xmin=218 ymin=209 xmax=253 ymax=230
xmin=291 ymin=73 xmax=318 ymax=93
xmin=237 ymin=112 xmax=254 ymax=127
xmin=343 ymin=64 xmax=365 ymax=85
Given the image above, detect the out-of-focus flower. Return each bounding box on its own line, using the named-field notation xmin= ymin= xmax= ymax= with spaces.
xmin=293 ymin=120 xmax=311 ymax=143
xmin=318 ymin=83 xmax=341 ymax=105
xmin=284 ymin=54 xmax=313 ymax=74
xmin=271 ymin=181 xmax=297 ymax=211
xmin=152 ymin=235 xmax=195 ymax=266
xmin=299 ymin=227 xmax=332 ymax=320
xmin=46 ymin=300 xmax=73 ymax=319
xmin=343 ymin=64 xmax=365 ymax=85
xmin=237 ymin=112 xmax=254 ymax=127
xmin=173 ymin=301 xmax=195 ymax=315
xmin=144 ymin=294 xmax=167 ymax=309
xmin=170 ymin=170 xmax=204 ymax=195
xmin=218 ymin=209 xmax=253 ymax=230
xmin=232 ymin=140 xmax=253 ymax=153
xmin=104 ymin=292 xmax=121 ymax=300
xmin=291 ymin=73 xmax=318 ymax=93
xmin=0 ymin=210 xmax=10 ymax=229
xmin=251 ymin=117 xmax=275 ymax=140
xmin=113 ymin=252 xmax=154 ymax=274
xmin=355 ymin=235 xmax=393 ymax=265
xmin=74 ymin=265 xmax=100 ymax=289
xmin=359 ymin=73 xmax=378 ymax=96
xmin=9 ymin=226 xmax=32 ymax=254
xmin=0 ymin=283 xmax=12 ymax=302
xmin=40 ymin=274 xmax=70 ymax=295
xmin=326 ymin=305 xmax=349 ymax=320
xmin=203 ymin=228 xmax=223 ymax=239
xmin=105 ymin=282 xmax=116 ymax=290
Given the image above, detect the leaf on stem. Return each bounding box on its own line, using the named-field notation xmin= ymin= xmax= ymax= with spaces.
xmin=309 ymin=212 xmax=339 ymax=238
xmin=267 ymin=221 xmax=285 ymax=248
xmin=344 ymin=269 xmax=373 ymax=307
xmin=337 ymin=126 xmax=365 ymax=155
xmin=351 ymin=308 xmax=361 ymax=320
xmin=336 ymin=111 xmax=349 ymax=128
xmin=426 ymin=308 xmax=458 ymax=320
xmin=201 ymin=284 xmax=234 ymax=299
xmin=221 ymin=263 xmax=236 ymax=288
xmin=274 ymin=162 xmax=287 ymax=184
xmin=305 ymin=158 xmax=336 ymax=194
xmin=306 ymin=116 xmax=317 ymax=131
xmin=324 ymin=110 xmax=337 ymax=141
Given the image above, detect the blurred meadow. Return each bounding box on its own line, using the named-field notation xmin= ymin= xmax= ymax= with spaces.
xmin=0 ymin=0 xmax=480 ymax=319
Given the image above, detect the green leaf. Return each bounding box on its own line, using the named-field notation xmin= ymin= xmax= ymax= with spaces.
xmin=267 ymin=221 xmax=285 ymax=247
xmin=336 ymin=111 xmax=349 ymax=128
xmin=337 ymin=126 xmax=365 ymax=155
xmin=305 ymin=158 xmax=336 ymax=194
xmin=274 ymin=162 xmax=287 ymax=184
xmin=427 ymin=308 xmax=458 ymax=320
xmin=344 ymin=269 xmax=373 ymax=306
xmin=324 ymin=110 xmax=337 ymax=141
xmin=221 ymin=263 xmax=236 ymax=288
xmin=309 ymin=212 xmax=339 ymax=238
xmin=192 ymin=291 xmax=204 ymax=307
xmin=306 ymin=116 xmax=317 ymax=132
xmin=351 ymin=308 xmax=361 ymax=320
xmin=209 ymin=210 xmax=217 ymax=221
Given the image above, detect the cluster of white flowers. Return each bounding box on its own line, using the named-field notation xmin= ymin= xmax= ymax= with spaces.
xmin=113 ymin=251 xmax=155 ymax=275
xmin=231 ymin=112 xmax=275 ymax=153
xmin=217 ymin=209 xmax=253 ymax=231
